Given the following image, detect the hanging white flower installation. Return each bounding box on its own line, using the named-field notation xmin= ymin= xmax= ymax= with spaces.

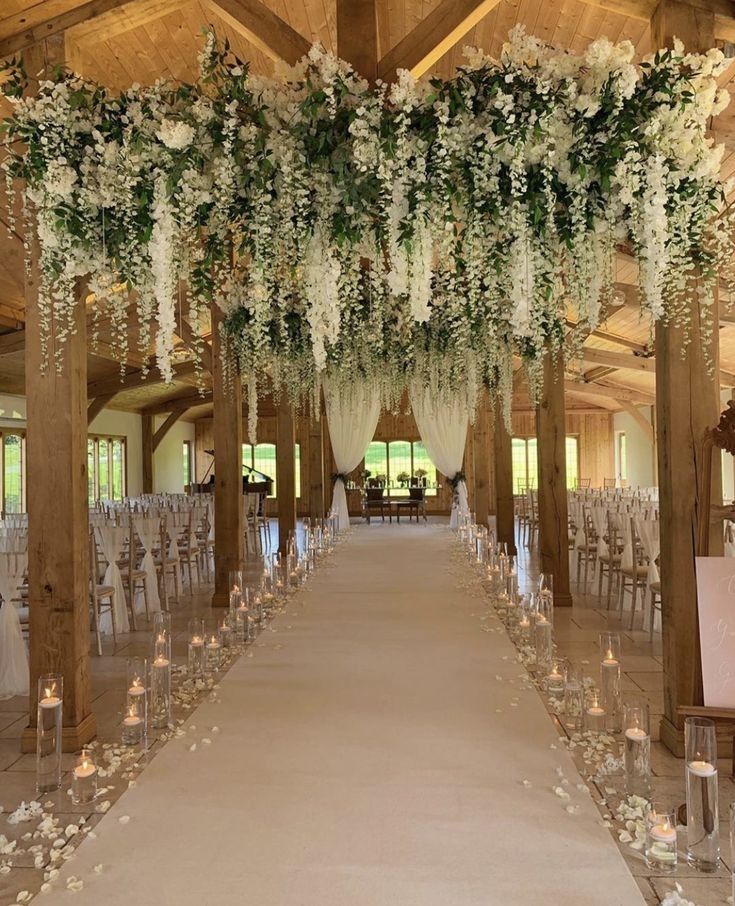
xmin=2 ymin=27 xmax=734 ymax=427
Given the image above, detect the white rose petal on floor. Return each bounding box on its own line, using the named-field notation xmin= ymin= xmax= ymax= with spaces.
xmin=40 ymin=525 xmax=644 ymax=905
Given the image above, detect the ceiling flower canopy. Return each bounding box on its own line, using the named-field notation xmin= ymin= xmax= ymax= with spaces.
xmin=2 ymin=27 xmax=733 ymax=434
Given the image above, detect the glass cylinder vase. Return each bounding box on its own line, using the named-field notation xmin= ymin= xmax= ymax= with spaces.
xmin=685 ymin=716 xmax=720 ymax=871
xmin=188 ymin=618 xmax=205 ymax=678
xmin=205 ymin=631 xmax=222 ymax=672
xmin=535 ymin=592 xmax=553 ymax=673
xmin=645 ymin=802 xmax=677 ymax=873
xmin=584 ymin=688 xmax=607 ymax=733
xmin=599 ymin=631 xmax=622 ymax=732
xmin=36 ymin=673 xmax=63 ymax=794
xmin=623 ymin=699 xmax=651 ymax=798
xmin=564 ymin=664 xmax=584 ymax=732
xmin=71 ymin=748 xmax=98 ymax=805
xmin=150 ymin=612 xmax=172 ymax=730
xmin=123 ymin=657 xmax=147 ymax=746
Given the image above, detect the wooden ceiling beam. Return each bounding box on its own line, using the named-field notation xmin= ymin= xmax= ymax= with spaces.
xmin=576 ymin=0 xmax=735 ymax=42
xmin=152 ymin=406 xmax=185 ymax=451
xmin=564 ymin=378 xmax=655 ymax=406
xmin=581 ymin=347 xmax=655 ymax=373
xmin=87 ymin=392 xmax=117 ymax=424
xmin=206 ymin=0 xmax=310 ymax=65
xmin=0 ymin=329 xmax=26 ymax=355
xmin=377 ymin=0 xmax=501 ymax=82
xmin=86 ymin=360 xmax=197 ymax=398
xmin=0 ymin=0 xmax=136 ymax=57
xmin=565 ymin=319 xmax=650 ymax=354
xmin=142 ymin=389 xmax=214 ymax=416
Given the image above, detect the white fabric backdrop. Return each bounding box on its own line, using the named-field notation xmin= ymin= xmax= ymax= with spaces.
xmin=324 ymin=379 xmax=381 ymax=530
xmin=409 ymin=385 xmax=470 ymax=528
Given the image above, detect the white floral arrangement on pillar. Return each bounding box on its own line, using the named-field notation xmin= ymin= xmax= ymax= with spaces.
xmin=2 ymin=26 xmax=733 ymax=435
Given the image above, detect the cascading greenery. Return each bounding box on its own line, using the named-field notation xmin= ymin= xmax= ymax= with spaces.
xmin=2 ymin=27 xmax=733 ymax=436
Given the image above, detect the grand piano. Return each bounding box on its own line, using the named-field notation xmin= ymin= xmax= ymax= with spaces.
xmin=189 ymin=450 xmax=274 ymax=496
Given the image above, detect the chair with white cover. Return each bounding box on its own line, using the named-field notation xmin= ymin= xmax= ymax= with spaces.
xmin=133 ymin=515 xmax=162 ymax=616
xmin=0 ymin=550 xmax=28 ymax=699
xmin=89 ymin=533 xmax=116 ymax=655
xmin=635 ymin=515 xmax=662 ymax=640
xmin=156 ymin=514 xmax=181 ymax=607
xmin=94 ymin=523 xmax=130 ymax=634
xmin=619 ymin=515 xmax=648 ymax=629
xmin=119 ymin=517 xmax=150 ymax=625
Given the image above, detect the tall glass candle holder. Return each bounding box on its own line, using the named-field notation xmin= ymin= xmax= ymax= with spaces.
xmin=623 ymin=699 xmax=651 ymax=797
xmin=517 ymin=594 xmax=533 ymax=646
xmin=71 ymin=748 xmax=98 ymax=805
xmin=685 ymin=716 xmax=720 ymax=871
xmin=599 ymin=631 xmax=622 ymax=732
xmin=547 ymin=656 xmax=567 ymax=696
xmin=730 ymin=803 xmax=735 ymax=905
xmin=645 ymin=802 xmax=677 ymax=872
xmin=36 ymin=674 xmax=63 ymax=794
xmin=234 ymin=589 xmax=250 ymax=644
xmin=205 ymin=631 xmax=222 ymax=672
xmin=219 ymin=613 xmax=233 ymax=649
xmin=564 ymin=664 xmax=584 ymax=731
xmin=538 ymin=573 xmax=553 ymax=599
xmin=535 ymin=592 xmax=553 ymax=673
xmin=188 ymin=618 xmax=205 ymax=678
xmin=229 ymin=570 xmax=243 ymax=613
xmin=584 ymin=688 xmax=607 ymax=733
xmin=150 ymin=612 xmax=172 ymax=730
xmin=123 ymin=657 xmax=147 ymax=746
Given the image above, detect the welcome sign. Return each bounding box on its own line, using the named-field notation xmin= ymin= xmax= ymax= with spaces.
xmin=696 ymin=557 xmax=735 ymax=708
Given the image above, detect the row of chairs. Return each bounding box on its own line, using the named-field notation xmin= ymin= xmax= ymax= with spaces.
xmin=573 ymin=507 xmax=661 ymax=639
xmin=88 ymin=510 xmax=213 ymax=654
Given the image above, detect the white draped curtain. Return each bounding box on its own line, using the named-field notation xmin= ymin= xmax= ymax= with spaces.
xmin=409 ymin=385 xmax=470 ymax=528
xmin=324 ymin=379 xmax=381 ymax=531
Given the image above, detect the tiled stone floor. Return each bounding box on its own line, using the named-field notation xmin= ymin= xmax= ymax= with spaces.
xmin=0 ymin=520 xmax=732 ymax=904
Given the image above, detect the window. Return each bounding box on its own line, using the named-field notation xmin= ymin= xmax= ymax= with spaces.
xmin=241 ymin=442 xmax=302 ymax=498
xmin=512 ymin=436 xmax=578 ymax=492
xmin=364 ymin=440 xmax=438 ymax=496
xmin=615 ymin=432 xmax=627 ymax=482
xmin=88 ymin=435 xmax=126 ymax=504
xmin=183 ymin=440 xmax=193 ymax=488
xmin=2 ymin=433 xmax=24 ymax=513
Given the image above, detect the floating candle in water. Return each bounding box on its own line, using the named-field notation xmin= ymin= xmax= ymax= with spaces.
xmin=650 ymin=821 xmax=676 ymax=843
xmin=688 ymin=759 xmax=716 ymax=777
xmin=73 ymin=757 xmax=97 ymax=780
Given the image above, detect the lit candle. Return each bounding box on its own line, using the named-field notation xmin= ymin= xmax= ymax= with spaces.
xmin=190 ymin=635 xmax=203 ymax=647
xmin=650 ymin=820 xmax=676 ymax=843
xmin=123 ymin=707 xmax=142 ymax=728
xmin=536 ymin=615 xmax=550 ymax=625
xmin=587 ymin=705 xmax=605 ymax=716
xmin=73 ymin=756 xmax=97 ymax=780
xmin=206 ymin=635 xmax=221 ymax=651
xmin=128 ymin=678 xmax=145 ymax=697
xmin=602 ymin=649 xmax=619 ymax=666
xmin=39 ymin=687 xmax=61 ymax=709
xmin=154 ymin=632 xmax=167 ymax=661
xmin=688 ymin=759 xmax=716 ymax=777
xmin=625 ymin=726 xmax=649 ymax=742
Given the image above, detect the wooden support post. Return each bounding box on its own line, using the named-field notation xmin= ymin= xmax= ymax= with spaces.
xmin=276 ymin=401 xmax=297 ymax=555
xmin=473 ymin=390 xmax=492 ymax=529
xmin=493 ymin=399 xmax=517 ymax=556
xmin=142 ymin=414 xmax=153 ymax=494
xmin=23 ymin=231 xmax=96 ymax=752
xmin=308 ymin=409 xmax=325 ymax=521
xmin=463 ymin=422 xmax=475 ymax=514
xmin=536 ymin=347 xmax=572 ymax=607
xmin=652 ymin=0 xmax=723 ymax=756
xmin=211 ymin=303 xmax=244 ymax=607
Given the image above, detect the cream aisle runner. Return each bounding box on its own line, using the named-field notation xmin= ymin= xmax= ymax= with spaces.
xmin=47 ymin=525 xmax=644 ymax=906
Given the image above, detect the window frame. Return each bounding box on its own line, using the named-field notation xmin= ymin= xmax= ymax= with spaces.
xmin=0 ymin=430 xmax=26 ymax=515
xmin=88 ymin=433 xmax=127 ymax=504
xmin=512 ymin=434 xmax=579 ymax=492
xmin=364 ymin=439 xmax=438 ymax=496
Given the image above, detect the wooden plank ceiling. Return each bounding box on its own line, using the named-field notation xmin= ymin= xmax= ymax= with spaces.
xmin=0 ymin=0 xmax=734 ymax=419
